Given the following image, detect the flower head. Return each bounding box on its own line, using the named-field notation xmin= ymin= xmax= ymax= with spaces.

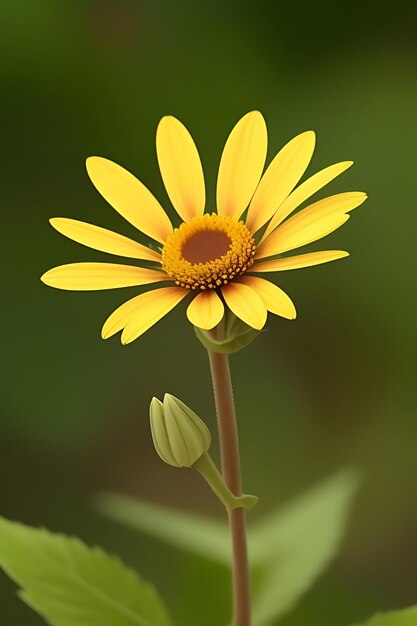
xmin=41 ymin=112 xmax=366 ymax=343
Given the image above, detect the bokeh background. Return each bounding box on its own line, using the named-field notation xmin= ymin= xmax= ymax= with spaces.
xmin=1 ymin=1 xmax=416 ymax=624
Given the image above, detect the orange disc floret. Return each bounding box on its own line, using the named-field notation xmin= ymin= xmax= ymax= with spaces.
xmin=162 ymin=213 xmax=256 ymax=290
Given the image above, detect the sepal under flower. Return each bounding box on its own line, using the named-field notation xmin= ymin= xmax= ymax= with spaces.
xmin=194 ymin=309 xmax=261 ymax=354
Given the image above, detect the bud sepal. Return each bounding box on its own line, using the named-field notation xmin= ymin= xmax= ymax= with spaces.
xmin=150 ymin=394 xmax=211 ymax=468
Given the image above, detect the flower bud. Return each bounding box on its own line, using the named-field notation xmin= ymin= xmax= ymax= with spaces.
xmin=149 ymin=394 xmax=211 ymax=468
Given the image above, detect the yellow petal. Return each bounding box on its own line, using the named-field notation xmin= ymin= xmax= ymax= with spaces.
xmin=186 ymin=290 xmax=224 ymax=330
xmin=50 ymin=218 xmax=161 ymax=262
xmin=102 ymin=286 xmax=187 ymax=339
xmin=221 ymin=282 xmax=267 ymax=330
xmin=156 ymin=116 xmax=206 ymax=222
xmin=86 ymin=157 xmax=173 ymax=244
xmin=115 ymin=288 xmax=188 ymax=344
xmin=257 ymin=190 xmax=365 ymax=259
xmin=253 ymin=250 xmax=349 ymax=272
xmin=238 ymin=276 xmax=296 ymax=319
xmin=217 ymin=111 xmax=267 ymax=220
xmin=261 ymin=161 xmax=353 ymax=241
xmin=279 ymin=191 xmax=366 ymax=233
xmin=41 ymin=263 xmax=168 ymax=291
xmin=246 ymin=131 xmax=316 ymax=234
xmin=256 ymin=213 xmax=351 ymax=259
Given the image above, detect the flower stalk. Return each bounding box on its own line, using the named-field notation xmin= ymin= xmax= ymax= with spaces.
xmin=193 ymin=452 xmax=258 ymax=511
xmin=207 ymin=340 xmax=252 ymax=626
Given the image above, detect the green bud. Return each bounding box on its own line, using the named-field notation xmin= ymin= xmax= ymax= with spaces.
xmin=150 ymin=394 xmax=211 ymax=468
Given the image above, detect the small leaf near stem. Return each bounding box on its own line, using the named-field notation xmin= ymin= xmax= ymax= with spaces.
xmin=0 ymin=515 xmax=172 ymax=626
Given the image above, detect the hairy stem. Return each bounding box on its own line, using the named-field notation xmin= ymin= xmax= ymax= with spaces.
xmin=207 ymin=348 xmax=251 ymax=626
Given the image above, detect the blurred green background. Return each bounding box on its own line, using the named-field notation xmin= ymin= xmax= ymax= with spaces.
xmin=1 ymin=1 xmax=416 ymax=624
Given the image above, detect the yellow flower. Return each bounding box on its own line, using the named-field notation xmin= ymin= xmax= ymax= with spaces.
xmin=41 ymin=111 xmax=366 ymax=344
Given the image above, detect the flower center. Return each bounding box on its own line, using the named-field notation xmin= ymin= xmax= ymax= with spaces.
xmin=162 ymin=213 xmax=256 ymax=290
xmin=182 ymin=230 xmax=231 ymax=264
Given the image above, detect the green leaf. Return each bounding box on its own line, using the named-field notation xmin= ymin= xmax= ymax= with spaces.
xmin=251 ymin=469 xmax=360 ymax=626
xmin=352 ymin=607 xmax=417 ymax=626
xmin=97 ymin=470 xmax=360 ymax=626
xmin=0 ymin=516 xmax=171 ymax=626
xmin=97 ymin=494 xmax=230 ymax=564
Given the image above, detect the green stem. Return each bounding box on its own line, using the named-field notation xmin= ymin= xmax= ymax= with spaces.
xmin=193 ymin=452 xmax=258 ymax=511
xmin=207 ymin=347 xmax=252 ymax=626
